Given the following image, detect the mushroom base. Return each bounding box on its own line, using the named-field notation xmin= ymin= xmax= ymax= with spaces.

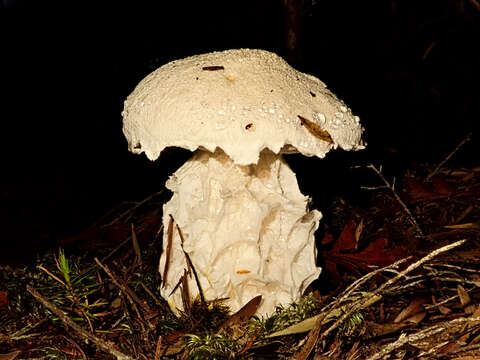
xmin=159 ymin=149 xmax=321 ymax=316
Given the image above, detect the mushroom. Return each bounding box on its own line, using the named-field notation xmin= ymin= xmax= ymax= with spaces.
xmin=122 ymin=49 xmax=365 ymax=316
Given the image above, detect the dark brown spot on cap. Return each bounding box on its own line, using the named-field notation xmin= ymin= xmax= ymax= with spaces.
xmin=202 ymin=65 xmax=225 ymax=71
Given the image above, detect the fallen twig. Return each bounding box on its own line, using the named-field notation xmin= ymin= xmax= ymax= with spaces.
xmin=94 ymin=257 xmax=155 ymax=334
xmin=62 ymin=335 xmax=87 ymax=360
xmin=7 ymin=318 xmax=47 ymax=341
xmin=362 ymin=164 xmax=425 ymax=238
xmin=367 ymin=315 xmax=480 ymax=360
xmin=131 ymin=223 xmax=142 ymax=266
xmin=26 ymin=285 xmax=134 ymax=360
xmin=97 ymin=260 xmax=148 ymax=334
xmin=176 ymin=223 xmax=206 ymax=307
xmin=427 ymin=132 xmax=472 ymax=181
xmin=140 ymin=281 xmax=162 ymax=306
xmin=104 ymin=190 xmax=165 ymax=227
xmin=283 ymin=240 xmax=466 ymax=358
xmin=94 ymin=257 xmax=152 ymax=314
xmin=321 ymin=240 xmax=466 ymax=356
xmin=373 ymin=239 xmax=466 ymax=296
xmin=100 ymin=236 xmax=133 ymax=263
xmin=0 ymin=350 xmax=21 ymax=360
xmin=162 ymin=215 xmax=174 ymax=288
xmin=154 ymin=335 xmax=163 ymax=360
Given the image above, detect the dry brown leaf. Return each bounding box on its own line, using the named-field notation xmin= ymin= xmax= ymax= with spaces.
xmin=292 ymin=314 xmax=324 ymax=360
xmin=354 ymin=217 xmax=364 ymax=247
xmin=458 ymin=284 xmax=471 ymax=306
xmin=438 ymin=305 xmax=453 ymax=315
xmin=0 ymin=351 xmax=21 ymax=360
xmin=469 ymin=305 xmax=480 ymax=328
xmin=219 ymin=295 xmax=262 ymax=333
xmin=457 ymin=285 xmax=476 ymax=314
xmin=365 ymin=321 xmax=409 ymax=337
xmin=160 ymin=330 xmax=187 ymax=356
xmin=379 ymin=302 xmax=385 ymax=322
xmin=0 ymin=291 xmax=7 ymax=307
xmin=394 ymin=298 xmax=428 ymax=323
xmin=402 ymin=176 xmax=455 ymax=203
xmin=406 ymin=311 xmax=427 ymax=325
xmin=433 ymin=294 xmax=453 ymax=315
xmin=321 ymin=220 xmax=408 ymax=283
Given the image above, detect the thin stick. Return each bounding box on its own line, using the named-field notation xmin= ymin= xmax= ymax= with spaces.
xmin=139 ymin=281 xmax=162 ymax=306
xmin=176 ymin=224 xmax=206 ymax=306
xmin=104 ymin=190 xmax=165 ymax=227
xmin=367 ymin=164 xmax=425 ymax=238
xmin=367 ymin=316 xmax=480 ymax=360
xmin=180 ymin=270 xmax=191 ymax=312
xmin=37 ymin=265 xmax=66 ymax=286
xmin=131 ymin=223 xmax=142 ymax=266
xmin=321 ymin=240 xmax=465 ymax=342
xmin=271 ymin=240 xmax=466 ymax=341
xmin=335 ymin=257 xmax=409 ymax=307
xmin=27 ymin=285 xmax=134 ymax=360
xmin=94 ymin=258 xmax=150 ymax=334
xmin=154 ymin=335 xmax=163 ymax=360
xmin=427 ymin=132 xmax=472 ymax=180
xmin=62 ymin=335 xmax=87 ymax=360
xmin=162 ymin=215 xmax=174 ymax=288
xmin=374 ymin=239 xmax=466 ymax=296
xmin=101 ymin=236 xmax=132 ymax=263
xmin=94 ymin=258 xmax=151 ymax=314
xmin=9 ymin=318 xmax=47 ymax=340
xmin=87 ymin=201 xmax=130 ymax=230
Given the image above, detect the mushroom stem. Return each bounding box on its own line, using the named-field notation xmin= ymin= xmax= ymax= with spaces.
xmin=159 ymin=149 xmax=321 ymax=316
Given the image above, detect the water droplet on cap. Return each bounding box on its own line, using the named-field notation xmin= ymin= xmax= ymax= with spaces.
xmin=317 ymin=113 xmax=326 ymax=123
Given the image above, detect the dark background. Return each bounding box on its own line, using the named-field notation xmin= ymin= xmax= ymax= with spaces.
xmin=1 ymin=1 xmax=478 ymax=263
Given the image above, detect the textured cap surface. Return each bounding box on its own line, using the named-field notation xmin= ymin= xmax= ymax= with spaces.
xmin=122 ymin=49 xmax=364 ymax=165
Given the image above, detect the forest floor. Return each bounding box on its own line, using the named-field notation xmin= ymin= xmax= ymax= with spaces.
xmin=1 ymin=138 xmax=480 ymax=360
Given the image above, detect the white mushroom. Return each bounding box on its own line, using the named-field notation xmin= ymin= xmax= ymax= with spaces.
xmin=122 ymin=49 xmax=365 ymax=316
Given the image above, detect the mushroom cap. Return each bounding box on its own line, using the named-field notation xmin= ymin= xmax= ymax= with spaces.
xmin=122 ymin=49 xmax=365 ymax=165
